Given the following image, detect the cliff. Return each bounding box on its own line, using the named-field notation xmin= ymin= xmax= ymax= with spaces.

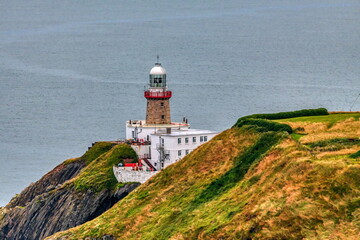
xmin=47 ymin=110 xmax=360 ymax=240
xmin=0 ymin=142 xmax=140 ymax=240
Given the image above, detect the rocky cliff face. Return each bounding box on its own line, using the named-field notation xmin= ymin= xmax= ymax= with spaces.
xmin=7 ymin=160 xmax=85 ymax=209
xmin=0 ymin=183 xmax=139 ymax=240
xmin=0 ymin=143 xmax=140 ymax=240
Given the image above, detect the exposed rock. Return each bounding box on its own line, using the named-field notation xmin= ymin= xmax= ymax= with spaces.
xmin=0 ymin=183 xmax=139 ymax=240
xmin=114 ymin=183 xmax=139 ymax=199
xmin=0 ymin=152 xmax=140 ymax=240
xmin=7 ymin=160 xmax=85 ymax=208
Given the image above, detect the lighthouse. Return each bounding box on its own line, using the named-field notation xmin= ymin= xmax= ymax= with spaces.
xmin=118 ymin=60 xmax=217 ymax=183
xmin=145 ymin=61 xmax=172 ymax=124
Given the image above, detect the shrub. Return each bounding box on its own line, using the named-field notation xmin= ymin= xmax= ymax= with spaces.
xmin=234 ymin=118 xmax=293 ymax=133
xmin=80 ymin=142 xmax=116 ymax=165
xmin=74 ymin=144 xmax=137 ymax=192
xmin=350 ymin=150 xmax=360 ymax=159
xmin=306 ymin=138 xmax=360 ymax=152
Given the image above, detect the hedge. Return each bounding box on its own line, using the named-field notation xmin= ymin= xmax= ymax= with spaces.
xmin=236 ymin=108 xmax=329 ymax=122
xmin=233 ymin=108 xmax=329 ymax=132
xmin=350 ymin=150 xmax=360 ymax=159
xmin=234 ymin=118 xmax=293 ymax=133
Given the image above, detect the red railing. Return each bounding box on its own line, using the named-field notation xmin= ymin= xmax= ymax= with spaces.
xmin=144 ymin=91 xmax=172 ymax=98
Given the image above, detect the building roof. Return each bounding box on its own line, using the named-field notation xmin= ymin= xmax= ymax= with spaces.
xmin=152 ymin=128 xmax=217 ymax=137
xmin=127 ymin=120 xmax=189 ymax=129
xmin=150 ymin=63 xmax=166 ymax=75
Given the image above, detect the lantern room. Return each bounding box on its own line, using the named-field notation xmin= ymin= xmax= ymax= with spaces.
xmin=149 ymin=63 xmax=167 ymax=88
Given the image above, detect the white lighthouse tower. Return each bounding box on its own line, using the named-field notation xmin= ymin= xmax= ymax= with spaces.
xmin=114 ymin=60 xmax=217 ymax=183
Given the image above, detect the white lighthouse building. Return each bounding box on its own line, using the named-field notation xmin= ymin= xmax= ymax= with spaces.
xmin=113 ymin=60 xmax=217 ymax=183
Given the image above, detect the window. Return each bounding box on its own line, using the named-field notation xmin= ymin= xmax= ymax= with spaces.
xmin=193 ymin=137 xmax=196 ymax=143
xmin=185 ymin=150 xmax=189 ymax=155
xmin=160 ymin=102 xmax=164 ymax=107
xmin=161 ymin=115 xmax=165 ymax=119
xmin=200 ymin=136 xmax=204 ymax=142
xmin=185 ymin=137 xmax=189 ymax=144
xmin=161 ymin=138 xmax=164 ymax=144
xmin=204 ymin=136 xmax=208 ymax=142
xmin=178 ymin=150 xmax=182 ymax=156
xmin=178 ymin=138 xmax=182 ymax=144
xmin=132 ymin=131 xmax=135 ymax=138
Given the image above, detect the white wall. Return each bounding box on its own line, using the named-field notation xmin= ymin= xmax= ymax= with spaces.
xmin=113 ymin=166 xmax=157 ymax=183
xmin=150 ymin=135 xmax=161 ymax=169
xmin=131 ymin=144 xmax=151 ymax=158
xmin=150 ymin=132 xmax=218 ymax=169
xmin=125 ymin=121 xmax=190 ymax=141
xmin=126 ymin=124 xmax=156 ymax=141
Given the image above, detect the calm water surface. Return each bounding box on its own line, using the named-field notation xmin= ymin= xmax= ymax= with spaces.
xmin=1 ymin=0 xmax=360 ymax=206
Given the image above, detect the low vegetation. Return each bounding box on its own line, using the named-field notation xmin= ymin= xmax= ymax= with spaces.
xmin=193 ymin=131 xmax=285 ymax=206
xmin=73 ymin=144 xmax=137 ymax=192
xmin=47 ymin=111 xmax=360 ymax=240
xmin=236 ymin=108 xmax=328 ymax=122
xmin=350 ymin=150 xmax=360 ymax=159
xmin=278 ymin=112 xmax=360 ymax=123
xmin=234 ymin=118 xmax=293 ymax=133
xmin=306 ymin=138 xmax=360 ymax=152
xmin=80 ymin=142 xmax=117 ymax=165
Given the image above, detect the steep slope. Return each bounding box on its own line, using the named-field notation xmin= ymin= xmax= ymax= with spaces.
xmin=0 ymin=142 xmax=140 ymax=240
xmin=48 ymin=111 xmax=360 ymax=240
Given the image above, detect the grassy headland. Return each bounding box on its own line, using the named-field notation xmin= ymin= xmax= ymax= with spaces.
xmin=48 ymin=110 xmax=360 ymax=240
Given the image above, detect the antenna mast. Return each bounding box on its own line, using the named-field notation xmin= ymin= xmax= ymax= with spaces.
xmin=350 ymin=93 xmax=360 ymax=112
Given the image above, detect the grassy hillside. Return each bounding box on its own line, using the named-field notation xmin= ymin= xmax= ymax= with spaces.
xmin=73 ymin=143 xmax=137 ymax=192
xmin=63 ymin=142 xmax=138 ymax=192
xmin=48 ymin=112 xmax=360 ymax=240
xmin=0 ymin=141 xmax=140 ymax=240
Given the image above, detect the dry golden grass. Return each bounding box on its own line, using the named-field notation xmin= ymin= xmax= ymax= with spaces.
xmin=284 ymin=117 xmax=360 ymax=144
xmin=48 ymin=128 xmax=260 ymax=240
xmin=317 ymin=147 xmax=360 ymax=158
xmin=208 ymin=118 xmax=360 ymax=239
xmin=47 ymin=114 xmax=360 ymax=240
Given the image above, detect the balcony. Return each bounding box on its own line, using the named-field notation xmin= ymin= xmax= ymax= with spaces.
xmin=144 ymin=90 xmax=172 ymax=99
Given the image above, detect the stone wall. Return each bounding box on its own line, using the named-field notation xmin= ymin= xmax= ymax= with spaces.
xmin=113 ymin=167 xmax=158 ymax=183
xmin=146 ymin=99 xmax=171 ymax=124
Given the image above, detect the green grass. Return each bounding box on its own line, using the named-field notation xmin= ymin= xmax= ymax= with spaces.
xmin=306 ymin=138 xmax=360 ymax=152
xmin=234 ymin=108 xmax=334 ymax=133
xmin=346 ymin=198 xmax=360 ymax=220
xmin=150 ymin=131 xmax=285 ymax=239
xmin=234 ymin=118 xmax=293 ymax=133
xmin=291 ymin=133 xmax=305 ymax=141
xmin=349 ymin=150 xmax=360 ymax=159
xmin=80 ymin=142 xmax=117 ymax=165
xmin=46 ymin=110 xmax=360 ymax=240
xmin=237 ymin=108 xmax=328 ymax=121
xmin=277 ymin=113 xmax=360 ymax=123
xmin=74 ymin=144 xmax=137 ymax=192
xmin=192 ymin=132 xmax=284 ymax=207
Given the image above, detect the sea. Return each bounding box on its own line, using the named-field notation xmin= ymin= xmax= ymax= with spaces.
xmin=1 ymin=0 xmax=360 ymax=207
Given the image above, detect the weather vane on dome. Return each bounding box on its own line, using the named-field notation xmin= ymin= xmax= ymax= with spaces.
xmin=156 ymin=55 xmax=160 ymax=64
